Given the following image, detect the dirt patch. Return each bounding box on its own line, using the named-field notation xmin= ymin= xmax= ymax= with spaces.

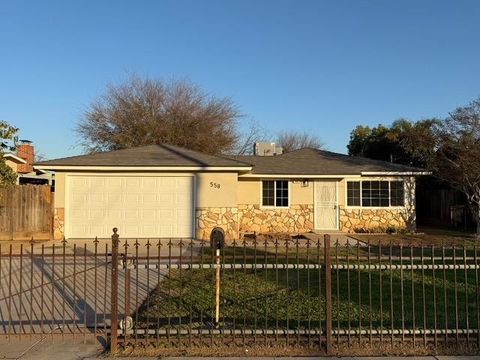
xmin=115 ymin=340 xmax=480 ymax=357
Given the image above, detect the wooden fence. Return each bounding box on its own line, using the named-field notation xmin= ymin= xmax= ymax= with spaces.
xmin=0 ymin=185 xmax=53 ymax=240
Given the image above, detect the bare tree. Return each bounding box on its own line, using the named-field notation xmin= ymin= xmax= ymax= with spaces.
xmin=233 ymin=119 xmax=269 ymax=155
xmin=77 ymin=76 xmax=243 ymax=155
xmin=276 ymin=131 xmax=324 ymax=153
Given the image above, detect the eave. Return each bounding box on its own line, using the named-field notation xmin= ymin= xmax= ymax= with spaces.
xmin=34 ymin=165 xmax=252 ymax=172
xmin=4 ymin=153 xmax=27 ymax=164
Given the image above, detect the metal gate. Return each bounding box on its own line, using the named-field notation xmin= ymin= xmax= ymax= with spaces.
xmin=0 ymin=230 xmax=479 ymax=356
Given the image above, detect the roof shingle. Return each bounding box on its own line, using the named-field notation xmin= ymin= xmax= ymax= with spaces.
xmin=36 ymin=145 xmax=426 ymax=175
xmin=35 ymin=144 xmax=251 ymax=168
xmin=231 ymin=148 xmax=425 ymax=175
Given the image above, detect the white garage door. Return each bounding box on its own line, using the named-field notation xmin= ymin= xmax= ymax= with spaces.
xmin=66 ymin=175 xmax=194 ymax=239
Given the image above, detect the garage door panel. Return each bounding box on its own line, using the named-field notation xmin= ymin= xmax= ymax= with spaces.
xmin=89 ymin=193 xmax=106 ymax=203
xmin=90 ymin=177 xmax=106 ymax=188
xmin=105 ymin=178 xmax=123 ymax=188
xmin=139 ymin=209 xmax=155 ymax=219
xmin=67 ymin=175 xmax=193 ymax=238
xmin=159 ymin=177 xmax=175 ymax=187
xmin=70 ymin=209 xmax=88 ymax=221
xmin=104 ymin=209 xmax=123 ymax=220
xmin=123 ymin=225 xmax=141 ymax=237
xmin=141 ymin=196 xmax=158 ymax=206
xmin=71 ymin=193 xmax=88 ymax=203
xmin=125 ymin=177 xmax=141 ymax=188
xmin=124 ymin=209 xmax=139 ymax=219
xmin=70 ymin=178 xmax=88 ymax=188
xmin=106 ymin=194 xmax=122 ymax=205
xmin=88 ymin=209 xmax=103 ymax=220
xmin=90 ymin=224 xmax=106 ymax=235
xmin=125 ymin=194 xmax=141 ymax=204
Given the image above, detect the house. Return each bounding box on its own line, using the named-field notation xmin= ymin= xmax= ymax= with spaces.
xmin=34 ymin=144 xmax=427 ymax=240
xmin=4 ymin=152 xmax=27 ymax=173
xmin=4 ymin=142 xmax=53 ymax=185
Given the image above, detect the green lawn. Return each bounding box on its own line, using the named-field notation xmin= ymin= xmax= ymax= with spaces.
xmin=135 ymin=242 xmax=480 ymax=335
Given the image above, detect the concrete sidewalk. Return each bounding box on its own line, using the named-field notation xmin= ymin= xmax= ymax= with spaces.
xmin=0 ymin=337 xmax=104 ymax=359
xmin=87 ymin=357 xmax=480 ymax=360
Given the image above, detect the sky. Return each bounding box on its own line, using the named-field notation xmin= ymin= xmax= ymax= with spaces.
xmin=1 ymin=0 xmax=479 ymax=159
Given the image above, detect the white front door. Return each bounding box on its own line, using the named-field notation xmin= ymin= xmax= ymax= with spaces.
xmin=314 ymin=181 xmax=338 ymax=230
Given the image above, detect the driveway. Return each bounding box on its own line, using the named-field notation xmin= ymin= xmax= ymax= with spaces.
xmin=0 ymin=238 xmax=197 ymax=339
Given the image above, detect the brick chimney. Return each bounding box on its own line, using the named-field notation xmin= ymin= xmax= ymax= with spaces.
xmin=16 ymin=143 xmax=35 ymax=173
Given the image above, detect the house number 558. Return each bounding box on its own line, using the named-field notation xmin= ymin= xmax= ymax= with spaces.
xmin=210 ymin=182 xmax=221 ymax=189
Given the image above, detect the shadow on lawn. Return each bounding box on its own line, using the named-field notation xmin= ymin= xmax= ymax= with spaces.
xmin=133 ymin=244 xmax=479 ymax=334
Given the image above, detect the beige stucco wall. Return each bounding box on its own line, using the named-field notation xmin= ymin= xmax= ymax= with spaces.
xmin=237 ymin=178 xmax=313 ymax=206
xmin=195 ymin=172 xmax=237 ymax=208
xmin=54 ymin=172 xmax=66 ymax=208
xmin=237 ymin=179 xmax=259 ymax=205
xmin=195 ymin=172 xmax=239 ymax=240
xmin=337 ymin=178 xmax=346 ymax=206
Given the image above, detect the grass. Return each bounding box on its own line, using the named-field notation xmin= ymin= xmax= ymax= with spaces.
xmin=135 ymin=242 xmax=480 ymax=335
xmin=350 ymin=226 xmax=480 ymax=247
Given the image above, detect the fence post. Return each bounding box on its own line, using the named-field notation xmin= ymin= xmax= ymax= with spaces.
xmin=324 ymin=234 xmax=332 ymax=355
xmin=110 ymin=228 xmax=120 ymax=353
xmin=9 ymin=188 xmax=14 ymax=241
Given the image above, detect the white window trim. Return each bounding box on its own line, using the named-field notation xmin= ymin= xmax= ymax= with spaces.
xmin=345 ymin=178 xmax=406 ymax=209
xmin=260 ymin=179 xmax=290 ymax=209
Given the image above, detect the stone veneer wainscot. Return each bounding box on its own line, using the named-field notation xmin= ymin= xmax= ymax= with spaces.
xmin=54 ymin=208 xmax=65 ymax=240
xmin=238 ymin=204 xmax=314 ymax=234
xmin=195 ymin=207 xmax=239 ymax=241
xmin=339 ymin=206 xmax=415 ymax=233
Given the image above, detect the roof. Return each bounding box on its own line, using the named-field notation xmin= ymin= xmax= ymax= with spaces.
xmin=35 ymin=144 xmax=252 ymax=170
xmin=231 ymin=148 xmax=426 ymax=176
xmin=3 ymin=153 xmax=27 ymax=164
xmin=34 ymin=145 xmax=427 ymax=175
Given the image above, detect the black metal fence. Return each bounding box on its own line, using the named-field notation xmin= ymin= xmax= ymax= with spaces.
xmin=0 ymin=231 xmax=478 ymax=356
xmin=0 ymin=239 xmax=111 ymax=342
xmin=112 ymin=232 xmax=480 ymax=355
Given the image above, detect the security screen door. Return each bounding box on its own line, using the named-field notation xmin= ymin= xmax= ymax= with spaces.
xmin=315 ymin=181 xmax=338 ymax=230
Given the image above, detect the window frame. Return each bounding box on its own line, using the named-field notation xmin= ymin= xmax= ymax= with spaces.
xmin=260 ymin=179 xmax=290 ymax=208
xmin=345 ymin=178 xmax=406 ymax=209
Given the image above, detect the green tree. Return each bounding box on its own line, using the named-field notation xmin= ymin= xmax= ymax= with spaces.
xmin=0 ymin=120 xmax=19 ymax=187
xmin=347 ymin=119 xmax=434 ymax=167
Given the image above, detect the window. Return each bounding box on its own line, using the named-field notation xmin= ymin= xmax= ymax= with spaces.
xmin=362 ymin=181 xmax=389 ymax=207
xmin=390 ymin=181 xmax=405 ymax=206
xmin=262 ymin=180 xmax=289 ymax=207
xmin=262 ymin=180 xmax=275 ymax=206
xmin=347 ymin=181 xmax=360 ymax=206
xmin=346 ymin=180 xmax=405 ymax=207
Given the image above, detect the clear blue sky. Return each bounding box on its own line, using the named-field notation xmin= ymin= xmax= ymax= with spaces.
xmin=1 ymin=0 xmax=479 ymax=159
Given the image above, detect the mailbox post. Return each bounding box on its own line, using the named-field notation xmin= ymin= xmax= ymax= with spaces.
xmin=210 ymin=227 xmax=225 ymax=326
